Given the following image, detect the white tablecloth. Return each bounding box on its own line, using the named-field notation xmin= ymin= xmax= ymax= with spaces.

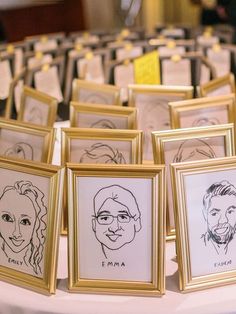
xmin=1 ymin=237 xmax=236 ymax=314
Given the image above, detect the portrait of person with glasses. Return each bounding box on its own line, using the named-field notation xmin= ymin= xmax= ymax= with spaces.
xmin=92 ymin=184 xmax=142 ymax=259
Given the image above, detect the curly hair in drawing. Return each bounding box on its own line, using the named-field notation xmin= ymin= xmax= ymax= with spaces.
xmin=201 ymin=180 xmax=236 ymax=255
xmin=192 ymin=117 xmax=220 ymax=127
xmin=0 ymin=181 xmax=47 ymax=275
xmin=79 ymin=143 xmax=126 ymax=164
xmin=173 ymin=138 xmax=216 ymax=163
xmin=4 ymin=142 xmax=34 ymax=160
xmin=90 ymin=119 xmax=116 ymax=129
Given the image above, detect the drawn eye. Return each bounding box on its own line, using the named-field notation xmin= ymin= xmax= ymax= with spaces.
xmin=2 ymin=213 xmax=14 ymax=222
xmin=100 ymin=216 xmax=109 ymax=221
xmin=118 ymin=214 xmax=130 ymax=222
xmin=20 ymin=218 xmax=31 ymax=226
xmin=228 ymin=209 xmax=235 ymax=215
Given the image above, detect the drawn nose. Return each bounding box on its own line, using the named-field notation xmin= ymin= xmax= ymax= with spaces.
xmin=218 ymin=213 xmax=228 ymax=224
xmin=108 ymin=217 xmax=120 ymax=232
xmin=12 ymin=222 xmax=22 ymax=239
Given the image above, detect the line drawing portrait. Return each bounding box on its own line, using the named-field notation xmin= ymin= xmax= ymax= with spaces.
xmin=82 ymin=92 xmax=110 ymax=105
xmin=92 ymin=184 xmax=142 ymax=258
xmin=140 ymin=101 xmax=170 ymax=159
xmin=192 ymin=117 xmax=220 ymax=127
xmin=90 ymin=119 xmax=116 ymax=129
xmin=173 ymin=139 xmax=216 ymax=162
xmin=4 ymin=142 xmax=34 ymax=160
xmin=201 ymin=180 xmax=236 ymax=255
xmin=0 ymin=180 xmax=47 ymax=275
xmin=25 ymin=106 xmax=44 ymax=125
xmin=79 ymin=143 xmax=126 ymax=164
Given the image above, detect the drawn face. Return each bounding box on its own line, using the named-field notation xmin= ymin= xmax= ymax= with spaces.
xmin=4 ymin=143 xmax=34 ymax=160
xmin=25 ymin=107 xmax=43 ymax=125
xmin=92 ymin=198 xmax=140 ymax=250
xmin=207 ymin=195 xmax=236 ymax=245
xmin=143 ymin=103 xmax=170 ymax=132
xmin=0 ymin=190 xmax=36 ymax=253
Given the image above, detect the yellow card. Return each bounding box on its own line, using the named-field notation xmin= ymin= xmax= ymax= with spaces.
xmin=134 ymin=51 xmax=160 ymax=84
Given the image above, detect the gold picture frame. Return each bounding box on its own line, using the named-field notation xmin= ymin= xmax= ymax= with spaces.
xmin=199 ymin=73 xmax=235 ymax=97
xmin=128 ymin=84 xmax=193 ymax=162
xmin=70 ymin=101 xmax=137 ymax=129
xmin=67 ymin=163 xmax=166 ymax=296
xmin=169 ymin=94 xmax=236 ymax=129
xmin=171 ymin=156 xmax=236 ymax=292
xmin=0 ymin=157 xmax=64 ymax=294
xmin=152 ymin=123 xmax=235 ymax=240
xmin=72 ymin=79 xmax=122 ymax=105
xmin=61 ymin=128 xmax=142 ymax=165
xmin=61 ymin=128 xmax=143 ymax=234
xmin=18 ymin=86 xmax=58 ymax=127
xmin=0 ymin=118 xmax=56 ymax=163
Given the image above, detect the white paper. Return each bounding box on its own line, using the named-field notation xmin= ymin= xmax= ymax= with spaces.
xmin=200 ymin=63 xmax=210 ymax=84
xmin=28 ymin=54 xmax=53 ymax=69
xmin=14 ymin=79 xmax=24 ymax=113
xmin=162 ymin=59 xmax=191 ymax=86
xmin=34 ymin=39 xmax=57 ymax=52
xmin=77 ymin=55 xmax=105 ymax=84
xmin=52 ymin=120 xmax=70 ymax=166
xmin=14 ymin=48 xmax=24 ymax=76
xmin=114 ymin=63 xmax=134 ymax=102
xmin=34 ymin=66 xmax=63 ymax=102
xmin=23 ymin=96 xmax=50 ymax=126
xmin=197 ymin=35 xmax=219 ymax=47
xmin=0 ymin=60 xmax=12 ymax=99
xmin=77 ymin=176 xmax=152 ymax=281
xmin=116 ymin=46 xmax=143 ymax=61
xmin=158 ymin=46 xmax=186 ymax=57
xmin=207 ymin=48 xmax=231 ymax=77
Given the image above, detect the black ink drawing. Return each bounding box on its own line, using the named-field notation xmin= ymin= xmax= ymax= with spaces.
xmin=4 ymin=142 xmax=34 ymax=160
xmin=143 ymin=102 xmax=170 ymax=159
xmin=79 ymin=143 xmax=126 ymax=164
xmin=173 ymin=139 xmax=216 ymax=162
xmin=192 ymin=117 xmax=220 ymax=127
xmin=201 ymin=180 xmax=236 ymax=255
xmin=26 ymin=106 xmax=43 ymax=125
xmin=83 ymin=93 xmax=109 ymax=105
xmin=90 ymin=119 xmax=116 ymax=129
xmin=92 ymin=184 xmax=142 ymax=258
xmin=0 ymin=181 xmax=47 ymax=275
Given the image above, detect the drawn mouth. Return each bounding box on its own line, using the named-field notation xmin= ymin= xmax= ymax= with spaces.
xmin=215 ymin=227 xmax=229 ymax=235
xmin=106 ymin=234 xmax=121 ymax=242
xmin=9 ymin=238 xmax=24 ymax=247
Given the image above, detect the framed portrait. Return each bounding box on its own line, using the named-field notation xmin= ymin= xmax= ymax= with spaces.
xmin=0 ymin=118 xmax=56 ymax=163
xmin=17 ymin=86 xmax=58 ymax=127
xmin=0 ymin=157 xmax=64 ymax=294
xmin=128 ymin=84 xmax=193 ymax=161
xmin=199 ymin=73 xmax=235 ymax=97
xmin=169 ymin=94 xmax=236 ymax=130
xmin=171 ymin=156 xmax=236 ymax=292
xmin=61 ymin=128 xmax=142 ymax=234
xmin=72 ymin=79 xmax=122 ymax=106
xmin=61 ymin=128 xmax=142 ymax=165
xmin=152 ymin=123 xmax=235 ymax=240
xmin=70 ymin=101 xmax=137 ymax=129
xmin=67 ymin=163 xmax=166 ymax=296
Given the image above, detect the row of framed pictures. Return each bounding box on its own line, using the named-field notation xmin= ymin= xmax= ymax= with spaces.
xmin=2 ymin=155 xmax=236 ymax=296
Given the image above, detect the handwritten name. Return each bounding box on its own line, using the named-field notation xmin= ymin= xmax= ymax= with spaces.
xmin=102 ymin=261 xmax=125 ymax=268
xmin=8 ymin=258 xmax=23 ymax=266
xmin=214 ymin=260 xmax=232 ymax=268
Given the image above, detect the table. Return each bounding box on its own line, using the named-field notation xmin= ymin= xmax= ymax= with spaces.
xmin=1 ymin=237 xmax=236 ymax=314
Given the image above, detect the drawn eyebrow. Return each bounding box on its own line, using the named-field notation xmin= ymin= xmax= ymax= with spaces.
xmin=209 ymin=208 xmax=220 ymax=213
xmin=117 ymin=210 xmax=129 ymax=214
xmin=20 ymin=214 xmax=32 ymax=218
xmin=227 ymin=206 xmax=236 ymax=211
xmin=97 ymin=210 xmax=111 ymax=215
